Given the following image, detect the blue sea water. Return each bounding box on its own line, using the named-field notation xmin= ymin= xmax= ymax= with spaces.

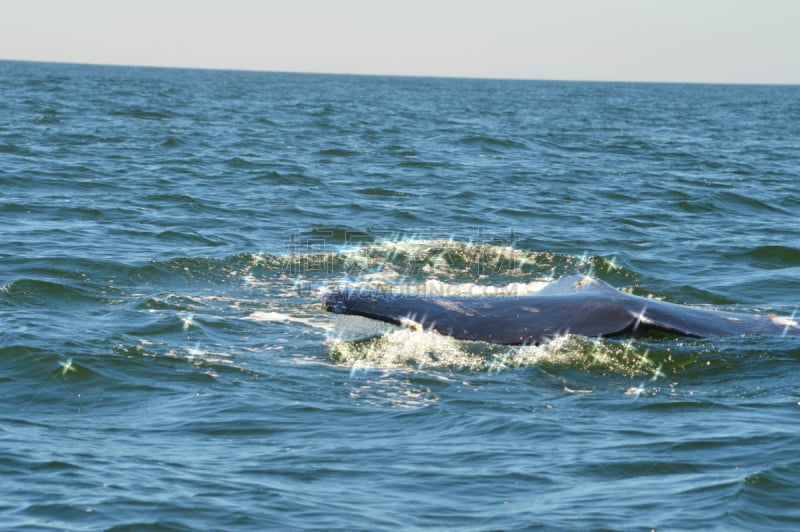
xmin=1 ymin=60 xmax=800 ymax=530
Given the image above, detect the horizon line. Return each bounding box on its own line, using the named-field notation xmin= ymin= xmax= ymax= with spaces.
xmin=3 ymin=57 xmax=798 ymax=88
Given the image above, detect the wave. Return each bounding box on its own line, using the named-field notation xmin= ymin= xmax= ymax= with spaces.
xmin=1 ymin=278 xmax=100 ymax=306
xmin=317 ymin=148 xmax=360 ymax=157
xmin=109 ymin=107 xmax=174 ymax=120
xmin=724 ymin=245 xmax=800 ymax=269
xmin=458 ymin=135 xmax=529 ymax=150
xmin=354 ymin=187 xmax=418 ymax=198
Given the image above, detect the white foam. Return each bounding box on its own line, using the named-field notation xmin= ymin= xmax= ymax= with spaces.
xmin=771 ymin=315 xmax=798 ymax=328
xmin=331 ymin=314 xmax=400 ymax=341
xmin=244 ymin=310 xmax=330 ymax=330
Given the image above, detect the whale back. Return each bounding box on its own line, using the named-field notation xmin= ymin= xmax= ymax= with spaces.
xmin=323 ymin=276 xmax=799 ymax=345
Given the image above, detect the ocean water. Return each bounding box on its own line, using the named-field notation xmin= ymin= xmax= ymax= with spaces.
xmin=1 ymin=60 xmax=800 ymax=530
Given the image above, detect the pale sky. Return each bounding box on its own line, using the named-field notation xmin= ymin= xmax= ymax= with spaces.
xmin=1 ymin=0 xmax=799 ymax=84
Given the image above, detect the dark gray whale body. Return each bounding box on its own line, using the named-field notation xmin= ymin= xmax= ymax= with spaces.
xmin=324 ymin=275 xmax=799 ymax=345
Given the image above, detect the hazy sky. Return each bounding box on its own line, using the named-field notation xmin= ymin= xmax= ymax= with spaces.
xmin=2 ymin=0 xmax=799 ymax=84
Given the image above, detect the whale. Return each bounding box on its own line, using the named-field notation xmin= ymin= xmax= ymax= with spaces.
xmin=323 ymin=275 xmax=800 ymax=345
